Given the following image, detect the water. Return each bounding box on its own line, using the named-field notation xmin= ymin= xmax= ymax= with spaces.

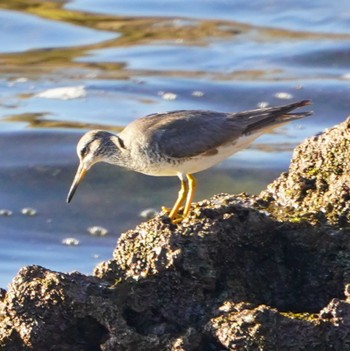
xmin=0 ymin=0 xmax=350 ymax=288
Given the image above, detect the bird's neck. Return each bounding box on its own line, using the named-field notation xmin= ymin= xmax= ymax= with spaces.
xmin=96 ymin=136 xmax=128 ymax=167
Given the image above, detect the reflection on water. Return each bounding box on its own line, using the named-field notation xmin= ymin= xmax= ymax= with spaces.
xmin=0 ymin=0 xmax=350 ymax=287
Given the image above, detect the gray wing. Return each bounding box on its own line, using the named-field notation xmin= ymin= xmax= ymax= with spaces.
xmin=140 ymin=110 xmax=244 ymax=158
xmin=125 ymin=100 xmax=311 ymax=159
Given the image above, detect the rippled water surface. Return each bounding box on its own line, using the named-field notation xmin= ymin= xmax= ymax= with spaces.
xmin=0 ymin=0 xmax=350 ymax=287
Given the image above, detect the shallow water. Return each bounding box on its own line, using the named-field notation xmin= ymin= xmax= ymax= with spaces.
xmin=0 ymin=0 xmax=350 ymax=287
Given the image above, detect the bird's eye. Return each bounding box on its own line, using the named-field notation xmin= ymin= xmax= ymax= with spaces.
xmin=80 ymin=145 xmax=89 ymax=158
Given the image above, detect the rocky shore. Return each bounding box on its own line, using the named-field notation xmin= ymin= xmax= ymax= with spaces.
xmin=1 ymin=117 xmax=350 ymax=350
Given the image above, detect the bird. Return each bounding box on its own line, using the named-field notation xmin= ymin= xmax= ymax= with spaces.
xmin=67 ymin=100 xmax=312 ymax=223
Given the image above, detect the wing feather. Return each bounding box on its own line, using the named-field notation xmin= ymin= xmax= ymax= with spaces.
xmin=145 ymin=111 xmax=243 ymax=158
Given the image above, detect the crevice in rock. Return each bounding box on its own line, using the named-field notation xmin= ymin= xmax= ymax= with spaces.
xmin=123 ymin=306 xmax=181 ymax=336
xmin=200 ymin=334 xmax=228 ymax=351
xmin=73 ymin=317 xmax=109 ymax=351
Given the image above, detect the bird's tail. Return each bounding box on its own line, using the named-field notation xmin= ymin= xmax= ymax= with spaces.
xmin=240 ymin=100 xmax=312 ymax=135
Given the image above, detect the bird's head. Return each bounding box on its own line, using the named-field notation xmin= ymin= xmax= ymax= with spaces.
xmin=66 ymin=130 xmax=124 ymax=203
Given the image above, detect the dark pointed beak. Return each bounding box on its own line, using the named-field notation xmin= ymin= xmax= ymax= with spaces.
xmin=67 ymin=163 xmax=87 ymax=203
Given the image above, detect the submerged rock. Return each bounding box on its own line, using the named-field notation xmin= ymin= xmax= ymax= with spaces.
xmin=1 ymin=117 xmax=350 ymax=350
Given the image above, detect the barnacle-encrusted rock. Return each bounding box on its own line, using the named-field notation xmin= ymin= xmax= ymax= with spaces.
xmin=260 ymin=117 xmax=350 ymax=226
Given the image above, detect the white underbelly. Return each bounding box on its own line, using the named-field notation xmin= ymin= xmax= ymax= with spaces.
xmin=142 ymin=133 xmax=261 ymax=177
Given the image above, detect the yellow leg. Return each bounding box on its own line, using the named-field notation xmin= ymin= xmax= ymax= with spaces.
xmin=169 ymin=177 xmax=188 ymax=221
xmin=183 ymin=174 xmax=196 ymax=218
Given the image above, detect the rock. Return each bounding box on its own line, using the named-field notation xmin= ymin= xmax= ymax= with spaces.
xmin=260 ymin=117 xmax=350 ymax=226
xmin=206 ymin=300 xmax=350 ymax=350
xmin=1 ymin=117 xmax=350 ymax=350
xmin=0 ymin=266 xmax=161 ymax=351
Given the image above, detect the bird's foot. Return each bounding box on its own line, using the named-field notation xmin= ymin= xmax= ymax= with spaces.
xmin=161 ymin=206 xmax=172 ymax=215
xmin=161 ymin=206 xmax=184 ymax=224
xmin=171 ymin=216 xmax=185 ymax=224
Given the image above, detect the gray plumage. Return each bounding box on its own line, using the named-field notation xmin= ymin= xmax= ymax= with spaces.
xmin=120 ymin=100 xmax=312 ymax=160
